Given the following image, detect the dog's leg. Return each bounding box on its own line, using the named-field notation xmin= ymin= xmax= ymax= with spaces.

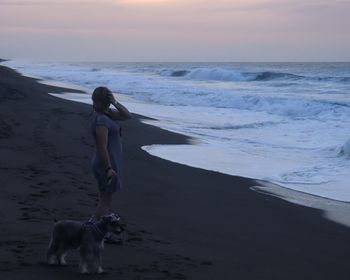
xmin=79 ymin=253 xmax=91 ymax=275
xmin=95 ymin=250 xmax=105 ymax=274
xmin=56 ymin=244 xmax=70 ymax=266
xmin=47 ymin=254 xmax=58 ymax=265
xmin=119 ymin=230 xmax=127 ymax=244
xmin=79 ymin=250 xmax=94 ymax=274
xmin=58 ymin=251 xmax=68 ymax=266
xmin=79 ymin=261 xmax=90 ymax=274
xmin=100 ymin=239 xmax=105 ymax=249
xmin=97 ymin=266 xmax=105 ymax=274
xmin=46 ymin=236 xmax=59 ymax=265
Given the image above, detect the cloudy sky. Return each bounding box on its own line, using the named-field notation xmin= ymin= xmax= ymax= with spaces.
xmin=0 ymin=0 xmax=349 ymax=62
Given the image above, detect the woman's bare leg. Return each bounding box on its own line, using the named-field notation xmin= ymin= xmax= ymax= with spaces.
xmin=95 ymin=191 xmax=112 ymax=220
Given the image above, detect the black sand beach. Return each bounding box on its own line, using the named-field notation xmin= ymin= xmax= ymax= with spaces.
xmin=1 ymin=61 xmax=350 ymax=279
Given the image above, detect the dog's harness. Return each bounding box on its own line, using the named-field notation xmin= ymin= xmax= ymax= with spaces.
xmin=81 ymin=221 xmax=105 ymax=239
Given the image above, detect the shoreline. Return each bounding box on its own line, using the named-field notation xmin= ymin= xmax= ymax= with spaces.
xmin=5 ymin=61 xmax=350 ymax=229
xmin=2 ymin=59 xmax=349 ymax=205
xmin=46 ymin=84 xmax=350 ymax=218
xmin=1 ymin=62 xmax=350 ymax=279
xmin=3 ymin=59 xmax=350 ymax=230
xmin=252 ymin=180 xmax=350 ymax=228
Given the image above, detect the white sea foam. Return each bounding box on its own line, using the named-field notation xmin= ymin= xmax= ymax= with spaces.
xmin=2 ymin=59 xmax=350 ymax=202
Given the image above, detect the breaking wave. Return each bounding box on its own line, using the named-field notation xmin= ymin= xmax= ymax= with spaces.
xmin=160 ymin=67 xmax=350 ymax=83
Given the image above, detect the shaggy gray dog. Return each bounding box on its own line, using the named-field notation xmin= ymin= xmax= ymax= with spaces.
xmin=46 ymin=213 xmax=124 ymax=274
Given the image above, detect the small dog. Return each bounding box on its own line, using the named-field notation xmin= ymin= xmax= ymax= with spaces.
xmin=46 ymin=213 xmax=124 ymax=274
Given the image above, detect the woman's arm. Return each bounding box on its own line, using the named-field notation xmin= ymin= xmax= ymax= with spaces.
xmin=107 ymin=101 xmax=132 ymax=121
xmin=105 ymin=92 xmax=132 ymax=121
xmin=95 ymin=126 xmax=113 ymax=171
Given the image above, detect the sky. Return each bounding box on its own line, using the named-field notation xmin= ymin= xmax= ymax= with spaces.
xmin=0 ymin=0 xmax=349 ymax=62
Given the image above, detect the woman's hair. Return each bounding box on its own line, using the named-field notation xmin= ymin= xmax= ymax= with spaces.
xmin=85 ymin=86 xmax=112 ymax=121
xmin=91 ymin=86 xmax=111 ymax=107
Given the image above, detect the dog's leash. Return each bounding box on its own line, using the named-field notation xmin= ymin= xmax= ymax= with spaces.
xmin=82 ymin=221 xmax=105 ymax=239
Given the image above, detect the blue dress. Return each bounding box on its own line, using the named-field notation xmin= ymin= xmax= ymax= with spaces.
xmin=90 ymin=111 xmax=123 ymax=193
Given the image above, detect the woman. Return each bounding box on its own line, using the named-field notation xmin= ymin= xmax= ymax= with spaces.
xmin=90 ymin=86 xmax=132 ymax=228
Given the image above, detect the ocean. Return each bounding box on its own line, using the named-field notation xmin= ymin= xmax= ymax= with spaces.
xmin=2 ymin=60 xmax=350 ymax=202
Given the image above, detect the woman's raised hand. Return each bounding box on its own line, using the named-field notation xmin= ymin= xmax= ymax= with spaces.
xmin=107 ymin=92 xmax=117 ymax=105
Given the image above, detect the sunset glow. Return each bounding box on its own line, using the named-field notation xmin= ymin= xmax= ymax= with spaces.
xmin=0 ymin=0 xmax=349 ymax=61
xmin=118 ymin=0 xmax=173 ymax=5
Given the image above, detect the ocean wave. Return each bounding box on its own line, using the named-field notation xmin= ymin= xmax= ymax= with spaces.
xmin=160 ymin=67 xmax=247 ymax=81
xmin=252 ymin=71 xmax=304 ymax=81
xmin=163 ymin=90 xmax=350 ymax=118
xmin=200 ymin=121 xmax=279 ymax=130
xmin=337 ymin=138 xmax=350 ymax=158
xmin=3 ymin=60 xmax=349 ymax=119
xmin=340 ymin=77 xmax=350 ymax=82
xmin=160 ymin=67 xmax=350 ymax=83
xmin=171 ymin=70 xmax=189 ymax=77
